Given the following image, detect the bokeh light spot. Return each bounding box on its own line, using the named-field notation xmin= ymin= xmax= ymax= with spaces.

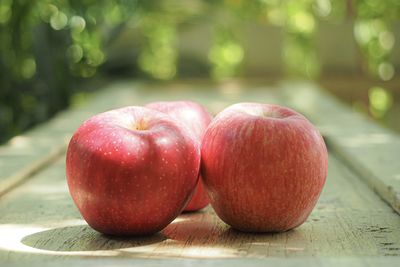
xmin=50 ymin=11 xmax=68 ymax=30
xmin=378 ymin=31 xmax=395 ymax=51
xmin=70 ymin=16 xmax=86 ymax=33
xmin=0 ymin=0 xmax=12 ymax=24
xmin=67 ymin=45 xmax=84 ymax=63
xmin=378 ymin=62 xmax=394 ymax=81
xmin=21 ymin=58 xmax=36 ymax=79
xmin=368 ymin=86 xmax=393 ymax=118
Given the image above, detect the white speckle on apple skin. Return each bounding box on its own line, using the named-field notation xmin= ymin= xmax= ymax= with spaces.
xmin=201 ymin=103 xmax=328 ymax=233
xmin=66 ymin=106 xmax=201 ymax=235
xmin=145 ymin=101 xmax=212 ymax=212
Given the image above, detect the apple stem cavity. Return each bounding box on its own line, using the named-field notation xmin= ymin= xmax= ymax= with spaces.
xmin=132 ymin=118 xmax=149 ymax=131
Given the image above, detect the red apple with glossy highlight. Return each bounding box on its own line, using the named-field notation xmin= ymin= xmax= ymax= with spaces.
xmin=201 ymin=103 xmax=328 ymax=232
xmin=66 ymin=106 xmax=200 ymax=235
xmin=146 ymin=101 xmax=212 ymax=211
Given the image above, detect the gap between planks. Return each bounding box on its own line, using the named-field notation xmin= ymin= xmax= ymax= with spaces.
xmin=0 ymin=154 xmax=400 ymax=263
xmin=0 ymin=80 xmax=282 ymax=198
xmin=279 ymin=81 xmax=400 ymax=215
xmin=0 ymin=81 xmax=143 ymax=198
xmin=1 ymin=80 xmax=400 ymax=265
xmin=2 ymin=79 xmax=399 ymax=218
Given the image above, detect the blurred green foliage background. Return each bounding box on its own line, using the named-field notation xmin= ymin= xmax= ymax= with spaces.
xmin=1 ymin=0 xmax=400 ymax=143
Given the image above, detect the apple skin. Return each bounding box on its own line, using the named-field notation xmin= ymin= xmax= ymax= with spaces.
xmin=145 ymin=101 xmax=212 ymax=211
xmin=201 ymin=103 xmax=328 ymax=232
xmin=66 ymin=106 xmax=200 ymax=236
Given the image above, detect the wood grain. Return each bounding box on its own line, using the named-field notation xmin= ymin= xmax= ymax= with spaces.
xmin=0 ymin=81 xmax=143 ymax=197
xmin=0 ymin=153 xmax=399 ymax=265
xmin=0 ymin=80 xmax=282 ymax=197
xmin=1 ymin=80 xmax=400 ymax=266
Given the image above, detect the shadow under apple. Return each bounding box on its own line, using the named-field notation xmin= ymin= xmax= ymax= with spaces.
xmin=163 ymin=210 xmax=308 ymax=257
xmin=20 ymin=209 xmax=308 ymax=257
xmin=21 ymin=224 xmax=166 ymax=252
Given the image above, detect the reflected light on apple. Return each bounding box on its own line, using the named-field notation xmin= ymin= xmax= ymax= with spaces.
xmin=180 ymin=109 xmax=202 ymax=123
xmin=155 ymin=136 xmax=172 ymax=146
xmin=170 ymin=216 xmax=189 ymax=224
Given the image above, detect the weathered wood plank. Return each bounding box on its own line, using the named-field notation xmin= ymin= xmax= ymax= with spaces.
xmin=0 ymin=80 xmax=282 ymax=197
xmin=4 ymin=257 xmax=400 ymax=267
xmin=0 ymin=81 xmax=142 ymax=197
xmin=279 ymin=81 xmax=400 ymax=215
xmin=1 ymin=79 xmax=400 ymax=266
xmin=3 ymin=257 xmax=400 ymax=267
xmin=0 ymin=151 xmax=399 ymax=265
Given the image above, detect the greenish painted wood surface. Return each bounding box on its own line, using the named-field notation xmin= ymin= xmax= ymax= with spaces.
xmin=0 ymin=82 xmax=142 ymax=196
xmin=0 ymin=80 xmax=282 ymax=197
xmin=1 ymin=155 xmax=399 ymax=265
xmin=279 ymin=81 xmax=400 ymax=215
xmin=0 ymin=80 xmax=399 ymax=266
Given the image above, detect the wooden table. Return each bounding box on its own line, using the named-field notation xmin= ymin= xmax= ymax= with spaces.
xmin=1 ymin=80 xmax=400 ymax=266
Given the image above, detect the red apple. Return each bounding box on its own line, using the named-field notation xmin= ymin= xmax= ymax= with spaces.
xmin=66 ymin=106 xmax=200 ymax=235
xmin=201 ymin=103 xmax=328 ymax=232
xmin=145 ymin=101 xmax=212 ymax=211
